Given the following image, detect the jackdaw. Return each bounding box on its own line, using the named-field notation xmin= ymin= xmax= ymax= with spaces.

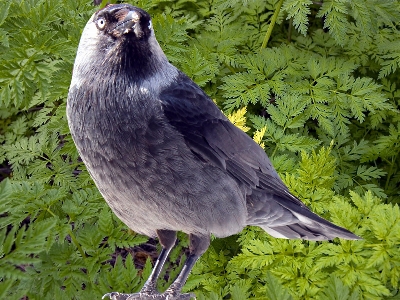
xmin=67 ymin=4 xmax=360 ymax=300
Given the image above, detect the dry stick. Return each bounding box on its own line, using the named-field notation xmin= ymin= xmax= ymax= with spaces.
xmin=261 ymin=0 xmax=284 ymax=50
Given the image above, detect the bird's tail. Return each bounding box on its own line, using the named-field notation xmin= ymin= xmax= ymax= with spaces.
xmin=247 ymin=191 xmax=361 ymax=241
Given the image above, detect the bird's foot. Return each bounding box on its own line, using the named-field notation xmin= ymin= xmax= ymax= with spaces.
xmin=102 ymin=292 xmax=195 ymax=300
xmin=102 ymin=292 xmax=160 ymax=300
xmin=163 ymin=286 xmax=195 ymax=300
xmin=163 ymin=292 xmax=195 ymax=300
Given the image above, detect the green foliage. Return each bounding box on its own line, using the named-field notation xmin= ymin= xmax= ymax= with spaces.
xmin=1 ymin=0 xmax=400 ymax=299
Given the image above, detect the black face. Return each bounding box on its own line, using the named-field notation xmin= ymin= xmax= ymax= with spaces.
xmin=87 ymin=4 xmax=158 ymax=79
xmin=93 ymin=4 xmax=152 ymax=40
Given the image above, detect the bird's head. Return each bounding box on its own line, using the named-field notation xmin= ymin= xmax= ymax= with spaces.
xmin=93 ymin=4 xmax=152 ymax=40
xmin=71 ymin=4 xmax=168 ymax=84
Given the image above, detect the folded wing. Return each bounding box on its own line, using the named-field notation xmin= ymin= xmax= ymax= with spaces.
xmin=159 ymin=72 xmax=360 ymax=241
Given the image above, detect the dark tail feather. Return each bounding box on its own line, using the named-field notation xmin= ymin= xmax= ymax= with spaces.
xmin=259 ymin=220 xmax=360 ymax=241
xmin=248 ymin=192 xmax=361 ymax=241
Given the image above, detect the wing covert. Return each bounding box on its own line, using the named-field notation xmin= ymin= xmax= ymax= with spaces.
xmin=158 ymin=72 xmax=303 ymax=207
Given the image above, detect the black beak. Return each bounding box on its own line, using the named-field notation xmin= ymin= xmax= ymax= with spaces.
xmin=113 ymin=10 xmax=139 ymax=36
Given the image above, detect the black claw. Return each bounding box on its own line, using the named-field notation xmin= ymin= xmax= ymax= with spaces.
xmin=102 ymin=292 xmax=116 ymax=299
xmin=164 ymin=292 xmax=196 ymax=300
xmin=102 ymin=292 xmax=135 ymax=300
xmin=163 ymin=289 xmax=196 ymax=300
xmin=102 ymin=292 xmax=195 ymax=300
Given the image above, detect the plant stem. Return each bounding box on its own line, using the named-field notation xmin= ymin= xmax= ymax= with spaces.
xmin=46 ymin=207 xmax=86 ymax=258
xmin=261 ymin=0 xmax=284 ymax=50
xmin=224 ymin=61 xmax=236 ymax=74
xmin=384 ymin=153 xmax=397 ymax=193
xmin=288 ymin=18 xmax=293 ymax=42
xmin=68 ymin=228 xmax=87 ymax=259
xmin=271 ymin=144 xmax=279 ymax=158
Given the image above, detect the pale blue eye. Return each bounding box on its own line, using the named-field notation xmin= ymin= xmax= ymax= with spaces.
xmin=97 ymin=18 xmax=106 ymax=29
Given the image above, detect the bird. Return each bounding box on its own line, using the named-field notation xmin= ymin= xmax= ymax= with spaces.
xmin=67 ymin=4 xmax=360 ymax=300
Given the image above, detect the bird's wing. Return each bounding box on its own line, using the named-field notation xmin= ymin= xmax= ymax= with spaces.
xmin=158 ymin=73 xmax=360 ymax=241
xmin=159 ymin=73 xmax=305 ymax=207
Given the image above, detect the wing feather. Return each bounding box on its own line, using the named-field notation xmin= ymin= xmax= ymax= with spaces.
xmin=159 ymin=72 xmax=360 ymax=241
xmin=159 ymin=73 xmax=288 ymax=195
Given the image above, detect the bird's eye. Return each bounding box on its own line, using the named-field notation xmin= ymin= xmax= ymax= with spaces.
xmin=96 ymin=18 xmax=106 ymax=30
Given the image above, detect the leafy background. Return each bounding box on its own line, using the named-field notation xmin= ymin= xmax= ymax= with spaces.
xmin=0 ymin=0 xmax=399 ymax=299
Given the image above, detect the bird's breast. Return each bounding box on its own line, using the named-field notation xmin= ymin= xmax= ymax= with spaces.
xmin=67 ymin=81 xmax=247 ymax=237
xmin=68 ymin=85 xmax=165 ymax=165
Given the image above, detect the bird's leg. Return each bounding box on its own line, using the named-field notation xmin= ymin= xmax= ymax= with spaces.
xmin=163 ymin=234 xmax=210 ymax=299
xmin=103 ymin=230 xmax=177 ymax=300
xmin=141 ymin=230 xmax=177 ymax=294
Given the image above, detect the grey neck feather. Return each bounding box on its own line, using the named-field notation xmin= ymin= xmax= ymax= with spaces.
xmin=70 ymin=15 xmax=178 ymax=96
